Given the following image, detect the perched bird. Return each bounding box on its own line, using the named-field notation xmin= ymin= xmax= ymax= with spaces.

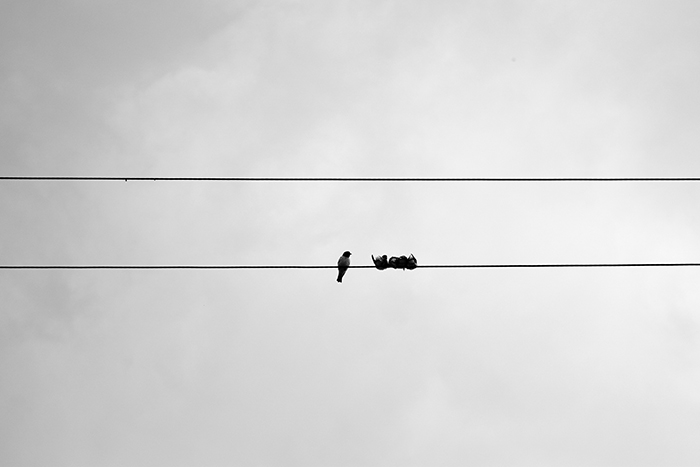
xmin=337 ymin=251 xmax=352 ymax=282
xmin=389 ymin=256 xmax=409 ymax=269
xmin=388 ymin=256 xmax=400 ymax=269
xmin=396 ymin=255 xmax=408 ymax=269
xmin=406 ymin=254 xmax=418 ymax=270
xmin=372 ymin=254 xmax=388 ymax=270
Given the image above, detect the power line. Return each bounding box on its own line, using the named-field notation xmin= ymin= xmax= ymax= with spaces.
xmin=2 ymin=263 xmax=700 ymax=269
xmin=2 ymin=177 xmax=700 ymax=182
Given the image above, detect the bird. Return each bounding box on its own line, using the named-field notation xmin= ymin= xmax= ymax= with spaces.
xmin=392 ymin=255 xmax=408 ymax=269
xmin=372 ymin=254 xmax=388 ymax=270
xmin=388 ymin=256 xmax=400 ymax=269
xmin=337 ymin=251 xmax=352 ymax=282
xmin=406 ymin=254 xmax=418 ymax=270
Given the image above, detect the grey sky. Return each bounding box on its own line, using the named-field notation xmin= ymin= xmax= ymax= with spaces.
xmin=2 ymin=1 xmax=700 ymax=466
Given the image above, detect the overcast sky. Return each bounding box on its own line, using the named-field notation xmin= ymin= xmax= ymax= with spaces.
xmin=2 ymin=1 xmax=700 ymax=466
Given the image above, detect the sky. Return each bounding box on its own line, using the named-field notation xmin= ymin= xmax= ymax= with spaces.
xmin=1 ymin=1 xmax=700 ymax=466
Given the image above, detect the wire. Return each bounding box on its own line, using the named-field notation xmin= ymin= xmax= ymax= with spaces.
xmin=2 ymin=177 xmax=700 ymax=182
xmin=2 ymin=263 xmax=700 ymax=269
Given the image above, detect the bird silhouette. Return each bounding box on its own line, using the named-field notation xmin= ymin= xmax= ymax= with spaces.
xmin=372 ymin=254 xmax=388 ymax=270
xmin=406 ymin=254 xmax=418 ymax=270
xmin=337 ymin=251 xmax=352 ymax=282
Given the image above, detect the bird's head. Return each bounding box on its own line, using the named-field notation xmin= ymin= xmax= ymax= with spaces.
xmin=343 ymin=251 xmax=352 ymax=257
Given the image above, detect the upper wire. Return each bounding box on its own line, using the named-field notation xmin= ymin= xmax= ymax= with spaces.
xmin=2 ymin=177 xmax=700 ymax=182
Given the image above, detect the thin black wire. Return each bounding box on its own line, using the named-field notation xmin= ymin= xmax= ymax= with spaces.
xmin=2 ymin=263 xmax=700 ymax=269
xmin=2 ymin=177 xmax=700 ymax=182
